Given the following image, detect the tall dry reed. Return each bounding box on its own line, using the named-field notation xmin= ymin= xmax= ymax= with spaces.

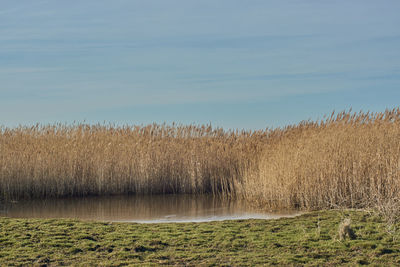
xmin=0 ymin=123 xmax=265 ymax=199
xmin=1 ymin=108 xmax=400 ymax=213
xmin=243 ymin=108 xmax=400 ymax=211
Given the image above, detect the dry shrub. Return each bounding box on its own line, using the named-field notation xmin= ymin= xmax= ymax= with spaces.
xmin=375 ymin=197 xmax=400 ymax=233
xmin=338 ymin=218 xmax=356 ymax=240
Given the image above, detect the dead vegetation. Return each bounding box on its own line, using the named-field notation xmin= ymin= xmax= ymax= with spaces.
xmin=1 ymin=108 xmax=400 ymax=214
xmin=243 ymin=108 xmax=400 ymax=212
xmin=0 ymin=123 xmax=265 ymax=199
xmin=338 ymin=218 xmax=356 ymax=240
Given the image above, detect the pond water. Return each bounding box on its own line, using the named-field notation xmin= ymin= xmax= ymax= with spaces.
xmin=0 ymin=195 xmax=299 ymax=223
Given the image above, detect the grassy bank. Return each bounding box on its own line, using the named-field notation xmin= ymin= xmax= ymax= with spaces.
xmin=1 ymin=108 xmax=400 ymax=212
xmin=1 ymin=210 xmax=400 ymax=265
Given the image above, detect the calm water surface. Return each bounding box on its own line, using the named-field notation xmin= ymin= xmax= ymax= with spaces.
xmin=0 ymin=195 xmax=299 ymax=223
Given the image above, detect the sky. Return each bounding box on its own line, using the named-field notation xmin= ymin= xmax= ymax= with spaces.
xmin=1 ymin=0 xmax=400 ymax=129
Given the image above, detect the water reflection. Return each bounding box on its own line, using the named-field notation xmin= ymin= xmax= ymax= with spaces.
xmin=0 ymin=195 xmax=299 ymax=223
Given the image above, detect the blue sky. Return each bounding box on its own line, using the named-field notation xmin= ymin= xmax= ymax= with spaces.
xmin=1 ymin=0 xmax=399 ymax=129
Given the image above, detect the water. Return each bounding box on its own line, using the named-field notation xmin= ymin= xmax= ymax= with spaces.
xmin=0 ymin=195 xmax=299 ymax=223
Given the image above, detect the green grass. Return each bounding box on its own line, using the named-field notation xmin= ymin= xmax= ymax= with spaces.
xmin=1 ymin=210 xmax=400 ymax=266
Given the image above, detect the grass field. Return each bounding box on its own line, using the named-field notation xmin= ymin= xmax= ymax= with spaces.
xmin=1 ymin=210 xmax=399 ymax=266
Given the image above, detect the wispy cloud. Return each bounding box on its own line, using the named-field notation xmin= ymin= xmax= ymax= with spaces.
xmin=0 ymin=67 xmax=63 ymax=74
xmin=0 ymin=1 xmax=50 ymax=16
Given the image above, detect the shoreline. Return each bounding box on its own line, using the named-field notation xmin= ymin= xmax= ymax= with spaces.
xmin=1 ymin=210 xmax=399 ymax=265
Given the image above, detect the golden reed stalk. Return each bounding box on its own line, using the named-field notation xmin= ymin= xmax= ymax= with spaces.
xmin=0 ymin=123 xmax=265 ymax=199
xmin=243 ymin=108 xmax=400 ymax=210
xmin=1 ymin=108 xmax=399 ymax=211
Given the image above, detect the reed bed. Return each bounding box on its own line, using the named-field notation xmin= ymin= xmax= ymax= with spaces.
xmin=0 ymin=123 xmax=265 ymax=199
xmin=243 ymin=108 xmax=400 ymax=211
xmin=1 ymin=108 xmax=400 ymax=212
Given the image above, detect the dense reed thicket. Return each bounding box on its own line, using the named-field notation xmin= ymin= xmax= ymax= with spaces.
xmin=1 ymin=108 xmax=400 ymax=212
xmin=243 ymin=109 xmax=400 ymax=211
xmin=0 ymin=123 xmax=266 ymax=199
